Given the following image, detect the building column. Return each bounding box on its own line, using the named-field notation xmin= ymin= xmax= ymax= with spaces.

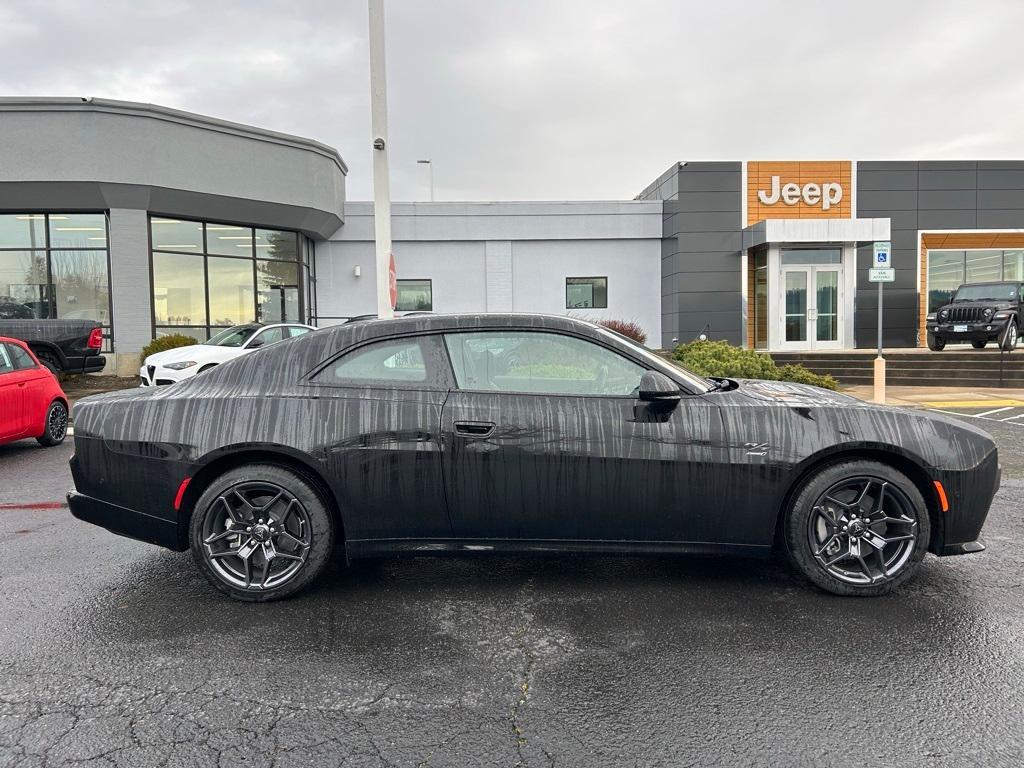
xmin=107 ymin=208 xmax=152 ymax=375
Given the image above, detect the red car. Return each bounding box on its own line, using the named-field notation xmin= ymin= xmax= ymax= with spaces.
xmin=0 ymin=336 xmax=69 ymax=447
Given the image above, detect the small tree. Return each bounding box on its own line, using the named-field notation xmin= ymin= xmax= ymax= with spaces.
xmin=142 ymin=334 xmax=199 ymax=360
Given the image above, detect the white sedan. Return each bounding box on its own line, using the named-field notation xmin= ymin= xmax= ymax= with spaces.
xmin=140 ymin=323 xmax=315 ymax=387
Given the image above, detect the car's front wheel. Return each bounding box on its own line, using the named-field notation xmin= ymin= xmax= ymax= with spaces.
xmin=189 ymin=464 xmax=335 ymax=601
xmin=36 ymin=400 xmax=68 ymax=446
xmin=783 ymin=460 xmax=930 ymax=596
xmin=927 ymin=333 xmax=945 ymax=351
xmin=1001 ymin=320 xmax=1018 ymax=351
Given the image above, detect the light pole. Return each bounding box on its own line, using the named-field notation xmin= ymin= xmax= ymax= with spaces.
xmin=417 ymin=159 xmax=434 ymax=202
xmin=368 ymin=0 xmax=394 ymax=319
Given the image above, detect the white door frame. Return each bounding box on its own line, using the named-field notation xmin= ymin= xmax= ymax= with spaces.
xmin=777 ymin=264 xmax=844 ymax=350
xmin=768 ymin=243 xmax=856 ymax=351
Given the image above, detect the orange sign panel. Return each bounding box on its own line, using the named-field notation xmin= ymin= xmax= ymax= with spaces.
xmin=746 ymin=161 xmax=852 ymax=226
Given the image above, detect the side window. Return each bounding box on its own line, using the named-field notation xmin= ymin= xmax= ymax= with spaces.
xmin=0 ymin=344 xmax=13 ymax=374
xmin=443 ymin=331 xmax=646 ymax=396
xmin=313 ymin=338 xmax=427 ymax=385
xmin=288 ymin=326 xmax=311 ymax=338
xmin=7 ymin=344 xmax=37 ymax=370
xmin=249 ymin=327 xmax=285 ymax=348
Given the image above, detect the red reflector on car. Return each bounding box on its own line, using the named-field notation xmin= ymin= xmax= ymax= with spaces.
xmin=87 ymin=328 xmax=103 ymax=349
xmin=933 ymin=480 xmax=949 ymax=512
xmin=173 ymin=477 xmax=191 ymax=511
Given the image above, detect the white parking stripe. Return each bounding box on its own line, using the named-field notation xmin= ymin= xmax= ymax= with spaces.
xmin=1000 ymin=413 xmax=1024 ymax=421
xmin=974 ymin=406 xmax=1015 ymax=417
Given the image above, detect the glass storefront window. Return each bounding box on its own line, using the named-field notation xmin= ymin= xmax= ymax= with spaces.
xmin=256 ymin=259 xmax=299 ymax=323
xmin=205 ymin=223 xmax=253 ymax=257
xmin=154 ymin=326 xmax=208 ymax=343
xmin=50 ymin=250 xmax=110 ymax=325
xmin=781 ymin=248 xmax=841 ymax=265
xmin=785 ymin=271 xmax=808 ymax=342
xmin=255 ymin=229 xmax=298 ymax=261
xmin=396 ymin=279 xmax=433 ymax=311
xmin=48 ymin=213 xmax=108 ymax=249
xmin=153 ymin=252 xmax=207 ymax=326
xmin=207 ymin=257 xmax=255 ymax=326
xmin=753 ymin=251 xmax=768 ymax=350
xmin=0 ymin=214 xmax=47 ymax=249
xmin=1004 ymin=251 xmax=1024 ymax=281
xmin=927 ymin=250 xmax=966 ymax=313
xmin=565 ymin=277 xmax=607 ymax=309
xmin=965 ymin=250 xmax=1003 ymax=283
xmin=150 ymin=218 xmax=204 ymax=252
xmin=0 ymin=250 xmax=48 ymax=318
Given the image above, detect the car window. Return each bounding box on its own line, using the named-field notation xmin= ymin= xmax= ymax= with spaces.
xmin=313 ymin=338 xmax=427 ymax=385
xmin=288 ymin=326 xmax=311 ymax=338
xmin=7 ymin=343 xmax=37 ymax=370
xmin=0 ymin=344 xmax=12 ymax=374
xmin=248 ymin=327 xmax=285 ymax=348
xmin=206 ymin=325 xmax=260 ymax=347
xmin=443 ymin=331 xmax=646 ymax=396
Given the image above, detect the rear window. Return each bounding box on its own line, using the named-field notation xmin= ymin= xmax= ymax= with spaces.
xmin=0 ymin=344 xmax=12 ymax=374
xmin=7 ymin=343 xmax=37 ymax=370
xmin=312 ymin=338 xmax=427 ymax=385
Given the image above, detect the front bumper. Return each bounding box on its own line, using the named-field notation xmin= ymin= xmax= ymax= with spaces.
xmin=139 ymin=364 xmax=193 ymax=387
xmin=928 ymin=320 xmax=1008 ymax=342
xmin=67 ymin=491 xmax=184 ymax=551
xmin=933 ymin=454 xmax=1000 ymax=557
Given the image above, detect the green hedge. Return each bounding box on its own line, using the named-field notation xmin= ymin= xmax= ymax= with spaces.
xmin=141 ymin=334 xmax=199 ymax=360
xmin=672 ymin=340 xmax=838 ymax=390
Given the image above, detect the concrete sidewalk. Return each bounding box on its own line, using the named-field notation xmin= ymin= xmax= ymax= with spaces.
xmin=842 ymin=385 xmax=1024 ymax=408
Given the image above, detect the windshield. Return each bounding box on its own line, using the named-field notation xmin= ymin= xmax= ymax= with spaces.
xmin=592 ymin=326 xmax=713 ymax=393
xmin=953 ymin=283 xmax=1019 ymax=302
xmin=205 ymin=325 xmax=260 ymax=347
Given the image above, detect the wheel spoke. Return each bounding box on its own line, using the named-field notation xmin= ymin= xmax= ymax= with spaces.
xmin=876 ymin=547 xmax=890 ymax=579
xmin=814 ymin=505 xmax=841 ymax=531
xmin=814 ymin=534 xmax=841 ymax=557
xmin=260 ymin=490 xmax=285 ymax=514
xmin=203 ymin=528 xmax=238 ymax=545
xmin=217 ymin=495 xmax=248 ymax=526
xmin=872 ymin=482 xmax=888 ymax=515
xmin=862 ymin=530 xmax=888 ymax=551
xmin=237 ymin=538 xmax=259 ymax=560
xmin=275 ymin=529 xmax=307 ymax=550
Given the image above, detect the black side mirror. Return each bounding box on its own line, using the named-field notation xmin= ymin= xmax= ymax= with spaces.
xmin=248 ymin=338 xmax=264 ymax=349
xmin=638 ymin=371 xmax=682 ymax=402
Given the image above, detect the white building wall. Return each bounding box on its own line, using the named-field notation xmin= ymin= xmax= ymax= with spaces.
xmin=317 ymin=201 xmax=663 ymax=342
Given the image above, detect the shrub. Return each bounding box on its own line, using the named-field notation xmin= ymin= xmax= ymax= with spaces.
xmin=141 ymin=334 xmax=199 ymax=360
xmin=595 ymin=318 xmax=647 ymax=345
xmin=672 ymin=340 xmax=838 ymax=390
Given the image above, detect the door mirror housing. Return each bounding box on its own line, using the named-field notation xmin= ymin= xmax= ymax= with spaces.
xmin=638 ymin=370 xmax=682 ymax=402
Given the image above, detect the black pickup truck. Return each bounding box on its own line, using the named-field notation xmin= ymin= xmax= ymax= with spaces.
xmin=0 ymin=317 xmax=105 ymax=374
xmin=927 ymin=281 xmax=1021 ymax=351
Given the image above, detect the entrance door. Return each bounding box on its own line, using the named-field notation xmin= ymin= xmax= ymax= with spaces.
xmin=780 ymin=265 xmax=843 ymax=350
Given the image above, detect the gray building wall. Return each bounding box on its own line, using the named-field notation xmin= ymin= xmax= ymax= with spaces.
xmin=856 ymin=161 xmax=1024 ymax=348
xmin=641 ymin=162 xmax=743 ymax=348
xmin=318 ymin=201 xmax=664 ymax=342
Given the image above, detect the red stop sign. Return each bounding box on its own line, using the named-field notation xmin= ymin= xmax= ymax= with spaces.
xmin=388 ymin=252 xmax=397 ymax=309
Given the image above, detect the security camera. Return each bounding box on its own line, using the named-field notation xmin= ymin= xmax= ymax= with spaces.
xmin=373 ymin=138 xmax=386 ymax=150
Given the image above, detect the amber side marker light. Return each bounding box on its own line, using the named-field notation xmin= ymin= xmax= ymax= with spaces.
xmin=933 ymin=480 xmax=949 ymax=512
xmin=173 ymin=477 xmax=192 ymax=511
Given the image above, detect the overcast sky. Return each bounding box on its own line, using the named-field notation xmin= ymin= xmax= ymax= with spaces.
xmin=1 ymin=0 xmax=1021 ymax=201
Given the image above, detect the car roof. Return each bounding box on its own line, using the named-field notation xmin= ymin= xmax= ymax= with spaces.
xmin=0 ymin=336 xmax=30 ymax=348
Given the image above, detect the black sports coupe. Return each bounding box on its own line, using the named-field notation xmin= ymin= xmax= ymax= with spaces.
xmin=68 ymin=314 xmax=999 ymax=601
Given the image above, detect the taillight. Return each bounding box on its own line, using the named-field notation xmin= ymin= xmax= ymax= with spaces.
xmin=87 ymin=328 xmax=103 ymax=349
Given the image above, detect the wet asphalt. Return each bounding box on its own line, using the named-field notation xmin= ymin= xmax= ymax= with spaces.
xmin=1 ymin=416 xmax=1023 ymax=767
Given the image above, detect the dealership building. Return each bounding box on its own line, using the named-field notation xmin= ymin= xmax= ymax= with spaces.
xmin=3 ymin=97 xmax=1024 ymax=374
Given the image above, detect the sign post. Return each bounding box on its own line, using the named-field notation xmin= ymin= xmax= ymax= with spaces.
xmin=368 ymin=0 xmax=395 ymax=318
xmin=869 ymin=242 xmax=894 ymax=403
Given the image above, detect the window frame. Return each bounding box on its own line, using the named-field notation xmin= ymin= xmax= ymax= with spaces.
xmin=439 ymin=328 xmax=652 ymax=400
xmin=565 ymin=276 xmax=608 ymax=309
xmin=305 ymin=333 xmax=452 ymax=391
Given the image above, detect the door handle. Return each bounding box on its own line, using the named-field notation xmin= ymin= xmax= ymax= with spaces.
xmin=454 ymin=421 xmax=496 ymax=438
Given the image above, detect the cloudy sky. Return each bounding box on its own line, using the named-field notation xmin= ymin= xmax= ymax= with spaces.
xmin=1 ymin=0 xmax=1021 ymax=201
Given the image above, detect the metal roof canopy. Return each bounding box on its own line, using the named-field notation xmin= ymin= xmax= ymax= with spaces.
xmin=742 ymin=218 xmax=891 ymax=249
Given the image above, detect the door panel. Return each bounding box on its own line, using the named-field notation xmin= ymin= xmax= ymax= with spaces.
xmin=780 ymin=266 xmax=842 ymax=350
xmin=441 ymin=391 xmax=728 ymax=542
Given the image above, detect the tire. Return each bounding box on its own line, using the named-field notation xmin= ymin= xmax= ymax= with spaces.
xmin=1001 ymin=320 xmax=1018 ymax=351
xmin=783 ymin=460 xmax=930 ymax=597
xmin=972 ymin=340 xmax=987 ymax=349
xmin=927 ymin=333 xmax=945 ymax=351
xmin=189 ymin=464 xmax=335 ymax=602
xmin=36 ymin=400 xmax=68 ymax=446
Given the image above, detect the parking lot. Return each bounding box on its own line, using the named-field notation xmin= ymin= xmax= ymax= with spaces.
xmin=1 ymin=413 xmax=1023 ymax=767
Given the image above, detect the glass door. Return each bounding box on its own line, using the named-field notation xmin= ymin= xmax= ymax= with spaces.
xmin=779 ymin=265 xmax=842 ymax=350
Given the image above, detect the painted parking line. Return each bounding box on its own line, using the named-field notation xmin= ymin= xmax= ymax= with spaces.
xmin=921 ymin=399 xmax=1024 ymax=409
xmin=0 ymin=501 xmax=67 ymax=511
xmin=928 ymin=406 xmax=1024 ymax=426
xmin=974 ymin=406 xmax=1016 ymax=418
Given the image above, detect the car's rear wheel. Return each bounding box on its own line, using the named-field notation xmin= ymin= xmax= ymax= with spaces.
xmin=783 ymin=460 xmax=930 ymax=596
xmin=189 ymin=464 xmax=335 ymax=601
xmin=36 ymin=400 xmax=68 ymax=446
xmin=927 ymin=333 xmax=945 ymax=351
xmin=972 ymin=340 xmax=987 ymax=349
xmin=35 ymin=351 xmax=60 ymax=375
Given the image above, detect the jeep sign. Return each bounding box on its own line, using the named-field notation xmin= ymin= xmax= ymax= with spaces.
xmin=757 ymin=176 xmax=844 ymax=211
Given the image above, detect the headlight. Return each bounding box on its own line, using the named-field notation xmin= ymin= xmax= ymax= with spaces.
xmin=983 ymin=307 xmax=994 ymax=318
xmin=164 ymin=360 xmax=198 ymax=370
xmin=939 ymin=309 xmax=950 ymax=320
xmin=994 ymin=311 xmax=1011 ymax=320
xmin=926 ymin=313 xmax=936 ymax=321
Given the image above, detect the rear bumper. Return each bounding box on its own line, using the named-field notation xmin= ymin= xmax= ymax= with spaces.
xmin=65 ymin=354 xmax=106 ymax=374
xmin=67 ymin=491 xmax=185 ymax=551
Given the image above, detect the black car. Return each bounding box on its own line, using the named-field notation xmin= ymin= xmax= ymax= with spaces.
xmin=927 ymin=281 xmax=1022 ymax=351
xmin=67 ymin=314 xmax=999 ymax=601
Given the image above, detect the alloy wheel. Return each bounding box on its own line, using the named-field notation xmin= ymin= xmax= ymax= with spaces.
xmin=807 ymin=476 xmax=919 ymax=585
xmin=48 ymin=403 xmax=68 ymax=442
xmin=200 ymin=481 xmax=313 ymax=591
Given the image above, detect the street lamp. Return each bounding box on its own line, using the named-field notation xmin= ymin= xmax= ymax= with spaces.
xmin=417 ymin=159 xmax=434 ymax=202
